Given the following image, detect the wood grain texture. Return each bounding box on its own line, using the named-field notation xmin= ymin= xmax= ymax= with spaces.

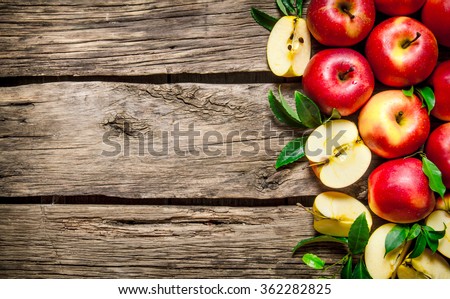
xmin=0 ymin=204 xmax=351 ymax=278
xmin=0 ymin=81 xmax=375 ymax=199
xmin=0 ymin=0 xmax=286 ymax=77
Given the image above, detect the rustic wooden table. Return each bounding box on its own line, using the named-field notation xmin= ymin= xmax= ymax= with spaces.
xmin=0 ymin=0 xmax=447 ymax=279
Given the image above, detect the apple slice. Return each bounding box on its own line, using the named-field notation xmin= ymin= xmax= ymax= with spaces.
xmin=425 ymin=210 xmax=450 ymax=259
xmin=305 ymin=119 xmax=372 ymax=189
xmin=312 ymin=191 xmax=373 ymax=237
xmin=267 ymin=16 xmax=311 ymax=77
xmin=365 ymin=223 xmax=412 ymax=279
xmin=397 ymin=249 xmax=450 ymax=279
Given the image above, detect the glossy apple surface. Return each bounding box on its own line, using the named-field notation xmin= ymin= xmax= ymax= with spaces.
xmin=374 ymin=0 xmax=426 ymax=16
xmin=306 ymin=0 xmax=375 ymax=46
xmin=302 ymin=48 xmax=374 ymax=116
xmin=425 ymin=122 xmax=450 ymax=188
xmin=358 ymin=90 xmax=430 ymax=159
xmin=365 ymin=16 xmax=438 ymax=87
xmin=368 ymin=158 xmax=435 ymax=223
xmin=429 ymin=61 xmax=450 ymax=121
xmin=421 ymin=0 xmax=450 ymax=47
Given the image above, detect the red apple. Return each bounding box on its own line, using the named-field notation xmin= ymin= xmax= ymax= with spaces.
xmin=302 ymin=48 xmax=374 ymax=116
xmin=358 ymin=90 xmax=430 ymax=159
xmin=429 ymin=61 xmax=450 ymax=121
xmin=365 ymin=16 xmax=439 ymax=87
xmin=374 ymin=0 xmax=426 ymax=16
xmin=306 ymin=0 xmax=376 ymax=46
xmin=368 ymin=158 xmax=435 ymax=223
xmin=421 ymin=0 xmax=450 ymax=48
xmin=425 ymin=123 xmax=450 ymax=188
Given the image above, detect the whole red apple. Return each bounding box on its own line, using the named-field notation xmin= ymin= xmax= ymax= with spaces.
xmin=425 ymin=123 xmax=450 ymax=188
xmin=306 ymin=0 xmax=376 ymax=46
xmin=374 ymin=0 xmax=426 ymax=16
xmin=365 ymin=16 xmax=439 ymax=87
xmin=358 ymin=90 xmax=430 ymax=159
xmin=368 ymin=158 xmax=435 ymax=223
xmin=422 ymin=0 xmax=450 ymax=48
xmin=429 ymin=61 xmax=450 ymax=121
xmin=302 ymin=48 xmax=375 ymax=116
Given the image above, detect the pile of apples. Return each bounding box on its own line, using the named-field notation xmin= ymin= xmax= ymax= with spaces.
xmin=260 ymin=0 xmax=450 ymax=278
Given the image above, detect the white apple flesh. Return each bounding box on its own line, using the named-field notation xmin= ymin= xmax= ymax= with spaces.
xmin=397 ymin=249 xmax=450 ymax=279
xmin=312 ymin=191 xmax=373 ymax=237
xmin=267 ymin=16 xmax=311 ymax=77
xmin=365 ymin=223 xmax=411 ymax=279
xmin=305 ymin=120 xmax=372 ymax=189
xmin=425 ymin=210 xmax=450 ymax=259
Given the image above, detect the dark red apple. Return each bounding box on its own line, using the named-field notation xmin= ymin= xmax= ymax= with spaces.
xmin=365 ymin=16 xmax=439 ymax=87
xmin=425 ymin=123 xmax=450 ymax=188
xmin=422 ymin=0 xmax=450 ymax=48
xmin=374 ymin=0 xmax=426 ymax=16
xmin=306 ymin=0 xmax=376 ymax=46
xmin=429 ymin=60 xmax=450 ymax=121
xmin=302 ymin=48 xmax=374 ymax=116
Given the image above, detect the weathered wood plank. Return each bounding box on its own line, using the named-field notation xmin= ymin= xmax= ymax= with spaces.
xmin=0 ymin=82 xmax=376 ymax=199
xmin=0 ymin=0 xmax=286 ymax=77
xmin=0 ymin=204 xmax=352 ymax=278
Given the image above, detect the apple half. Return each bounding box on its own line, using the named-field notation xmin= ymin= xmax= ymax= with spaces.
xmin=397 ymin=249 xmax=450 ymax=279
xmin=266 ymin=16 xmax=311 ymax=77
xmin=425 ymin=210 xmax=450 ymax=259
xmin=305 ymin=119 xmax=372 ymax=189
xmin=365 ymin=223 xmax=412 ymax=279
xmin=312 ymin=191 xmax=373 ymax=237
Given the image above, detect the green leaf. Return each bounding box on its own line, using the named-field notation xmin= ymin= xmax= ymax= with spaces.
xmin=416 ymin=86 xmax=435 ymax=115
xmin=276 ymin=0 xmax=296 ymax=16
xmin=324 ymin=108 xmax=341 ymax=123
xmin=268 ymin=90 xmax=304 ymax=127
xmin=250 ymin=7 xmax=278 ymax=31
xmin=351 ymin=258 xmax=372 ymax=279
xmin=295 ymin=91 xmax=322 ymax=128
xmin=407 ymin=223 xmax=421 ymax=240
xmin=340 ymin=255 xmax=353 ymax=279
xmin=422 ymin=156 xmax=446 ymax=200
xmin=292 ymin=235 xmax=348 ymax=255
xmin=402 ymin=86 xmax=414 ymax=97
xmin=302 ymin=253 xmax=325 ymax=270
xmin=278 ymin=87 xmax=301 ymax=123
xmin=296 ymin=0 xmax=304 ymax=15
xmin=409 ymin=233 xmax=427 ymax=259
xmin=348 ymin=213 xmax=370 ymax=255
xmin=422 ymin=225 xmax=446 ymax=253
xmin=275 ymin=136 xmax=307 ymax=169
xmin=385 ymin=225 xmax=409 ymax=257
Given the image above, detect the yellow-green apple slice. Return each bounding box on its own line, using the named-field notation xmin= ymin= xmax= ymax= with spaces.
xmin=305 ymin=119 xmax=372 ymax=189
xmin=365 ymin=223 xmax=412 ymax=279
xmin=397 ymin=248 xmax=450 ymax=279
xmin=267 ymin=16 xmax=311 ymax=77
xmin=425 ymin=210 xmax=450 ymax=259
xmin=312 ymin=191 xmax=373 ymax=237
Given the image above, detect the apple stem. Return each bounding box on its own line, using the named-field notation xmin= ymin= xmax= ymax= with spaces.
xmin=338 ymin=66 xmax=354 ymax=81
xmin=342 ymin=8 xmax=355 ymax=20
xmin=396 ymin=111 xmax=404 ymax=124
xmin=402 ymin=32 xmax=421 ymax=49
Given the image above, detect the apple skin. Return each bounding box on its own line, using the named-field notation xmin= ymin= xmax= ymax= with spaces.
xmin=358 ymin=90 xmax=430 ymax=159
xmin=425 ymin=123 xmax=450 ymax=188
xmin=306 ymin=0 xmax=375 ymax=47
xmin=368 ymin=158 xmax=436 ymax=224
xmin=374 ymin=0 xmax=426 ymax=16
xmin=365 ymin=16 xmax=439 ymax=87
xmin=302 ymin=48 xmax=375 ymax=116
xmin=421 ymin=0 xmax=450 ymax=47
xmin=429 ymin=61 xmax=450 ymax=121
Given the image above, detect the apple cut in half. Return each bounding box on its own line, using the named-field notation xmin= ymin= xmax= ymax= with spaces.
xmin=312 ymin=191 xmax=373 ymax=237
xmin=397 ymin=249 xmax=450 ymax=279
xmin=305 ymin=119 xmax=372 ymax=189
xmin=425 ymin=210 xmax=450 ymax=259
xmin=266 ymin=16 xmax=311 ymax=77
xmin=365 ymin=223 xmax=412 ymax=279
